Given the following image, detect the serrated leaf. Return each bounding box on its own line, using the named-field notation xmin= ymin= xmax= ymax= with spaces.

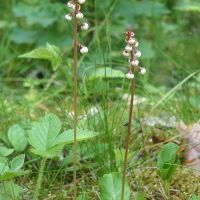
xmin=11 ymin=154 xmax=25 ymax=171
xmin=0 ymin=146 xmax=14 ymax=157
xmin=19 ymin=43 xmax=62 ymax=71
xmin=55 ymin=129 xmax=99 ymax=145
xmin=157 ymin=143 xmax=178 ymax=181
xmin=8 ymin=124 xmax=27 ymax=152
xmin=99 ymin=172 xmax=130 ymax=200
xmin=87 ymin=67 xmax=125 ymax=80
xmin=28 ymin=113 xmax=63 ymax=158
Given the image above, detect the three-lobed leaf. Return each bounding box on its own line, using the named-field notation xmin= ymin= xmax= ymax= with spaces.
xmin=99 ymin=172 xmax=130 ymax=200
xmin=8 ymin=124 xmax=27 ymax=152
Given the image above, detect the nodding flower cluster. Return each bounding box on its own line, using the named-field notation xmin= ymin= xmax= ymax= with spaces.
xmin=65 ymin=0 xmax=89 ymax=54
xmin=122 ymin=31 xmax=146 ymax=79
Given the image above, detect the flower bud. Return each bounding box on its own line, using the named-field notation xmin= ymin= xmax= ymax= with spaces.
xmin=134 ymin=41 xmax=139 ymax=47
xmin=67 ymin=1 xmax=74 ymax=8
xmin=125 ymin=45 xmax=132 ymax=52
xmin=140 ymin=68 xmax=146 ymax=75
xmin=122 ymin=51 xmax=130 ymax=57
xmin=65 ymin=14 xmax=72 ymax=21
xmin=80 ymin=46 xmax=88 ymax=54
xmin=76 ymin=12 xmax=84 ymax=19
xmin=135 ymin=50 xmax=141 ymax=58
xmin=81 ymin=22 xmax=89 ymax=30
xmin=127 ymin=38 xmax=136 ymax=45
xmin=126 ymin=72 xmax=134 ymax=79
xmin=130 ymin=59 xmax=139 ymax=66
xmin=78 ymin=0 xmax=85 ymax=4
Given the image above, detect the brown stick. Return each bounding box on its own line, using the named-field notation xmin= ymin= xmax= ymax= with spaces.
xmin=73 ymin=0 xmax=78 ymax=199
xmin=121 ymin=52 xmax=135 ymax=200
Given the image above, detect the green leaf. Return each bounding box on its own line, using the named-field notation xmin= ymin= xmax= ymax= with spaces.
xmin=0 ymin=163 xmax=9 ymax=175
xmin=175 ymin=2 xmax=200 ymax=12
xmin=157 ymin=143 xmax=178 ymax=181
xmin=28 ymin=113 xmax=63 ymax=158
xmin=0 ymin=182 xmax=23 ymax=200
xmin=0 ymin=170 xmax=29 ymax=181
xmin=56 ymin=129 xmax=99 ymax=145
xmin=135 ymin=192 xmax=146 ymax=200
xmin=87 ymin=68 xmax=125 ymax=80
xmin=99 ymin=172 xmax=130 ymax=200
xmin=10 ymin=154 xmax=25 ymax=171
xmin=0 ymin=146 xmax=14 ymax=157
xmin=19 ymin=43 xmax=62 ymax=71
xmin=77 ymin=192 xmax=88 ymax=200
xmin=189 ymin=195 xmax=200 ymax=200
xmin=8 ymin=124 xmax=27 ymax=152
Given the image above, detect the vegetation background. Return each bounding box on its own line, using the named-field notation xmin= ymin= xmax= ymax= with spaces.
xmin=0 ymin=0 xmax=200 ymax=199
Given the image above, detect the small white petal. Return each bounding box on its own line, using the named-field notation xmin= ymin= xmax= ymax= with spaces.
xmin=134 ymin=41 xmax=139 ymax=47
xmin=126 ymin=72 xmax=134 ymax=79
xmin=80 ymin=46 xmax=88 ymax=54
xmin=140 ymin=68 xmax=146 ymax=75
xmin=122 ymin=51 xmax=130 ymax=57
xmin=81 ymin=22 xmax=89 ymax=30
xmin=125 ymin=45 xmax=132 ymax=52
xmin=65 ymin=14 xmax=72 ymax=21
xmin=135 ymin=50 xmax=141 ymax=58
xmin=76 ymin=12 xmax=84 ymax=19
xmin=130 ymin=59 xmax=139 ymax=66
xmin=127 ymin=38 xmax=135 ymax=45
xmin=78 ymin=0 xmax=85 ymax=4
xmin=67 ymin=1 xmax=74 ymax=8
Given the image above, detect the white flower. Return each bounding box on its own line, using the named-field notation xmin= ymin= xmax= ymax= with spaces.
xmin=125 ymin=45 xmax=132 ymax=52
xmin=126 ymin=72 xmax=134 ymax=79
xmin=127 ymin=38 xmax=136 ymax=45
xmin=67 ymin=1 xmax=74 ymax=8
xmin=80 ymin=46 xmax=88 ymax=54
xmin=135 ymin=50 xmax=141 ymax=58
xmin=81 ymin=22 xmax=89 ymax=30
xmin=134 ymin=41 xmax=139 ymax=47
xmin=140 ymin=68 xmax=146 ymax=75
xmin=130 ymin=32 xmax=135 ymax=37
xmin=65 ymin=14 xmax=72 ymax=21
xmin=130 ymin=59 xmax=139 ymax=66
xmin=122 ymin=51 xmax=130 ymax=57
xmin=78 ymin=0 xmax=85 ymax=4
xmin=76 ymin=12 xmax=84 ymax=19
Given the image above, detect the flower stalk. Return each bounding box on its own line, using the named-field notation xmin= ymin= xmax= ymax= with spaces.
xmin=65 ymin=1 xmax=89 ymax=199
xmin=121 ymin=31 xmax=146 ymax=200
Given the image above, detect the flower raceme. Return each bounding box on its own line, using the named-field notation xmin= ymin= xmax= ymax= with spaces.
xmin=65 ymin=0 xmax=89 ymax=54
xmin=122 ymin=31 xmax=146 ymax=79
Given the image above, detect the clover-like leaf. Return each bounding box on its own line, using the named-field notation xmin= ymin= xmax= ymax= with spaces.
xmin=8 ymin=124 xmax=27 ymax=152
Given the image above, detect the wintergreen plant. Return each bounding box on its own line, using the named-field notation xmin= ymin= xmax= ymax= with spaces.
xmin=157 ymin=142 xmax=179 ymax=196
xmin=121 ymin=31 xmax=146 ymax=200
xmin=65 ymin=0 xmax=90 ymax=198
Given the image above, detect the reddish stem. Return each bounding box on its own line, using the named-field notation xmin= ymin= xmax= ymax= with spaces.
xmin=73 ymin=0 xmax=78 ymax=199
xmin=121 ymin=50 xmax=135 ymax=200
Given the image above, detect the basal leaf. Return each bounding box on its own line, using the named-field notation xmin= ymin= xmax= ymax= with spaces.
xmin=10 ymin=154 xmax=25 ymax=171
xmin=8 ymin=124 xmax=27 ymax=152
xmin=19 ymin=43 xmax=62 ymax=71
xmin=55 ymin=129 xmax=99 ymax=145
xmin=0 ymin=146 xmax=14 ymax=157
xmin=87 ymin=67 xmax=125 ymax=80
xmin=99 ymin=172 xmax=130 ymax=200
xmin=157 ymin=143 xmax=178 ymax=181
